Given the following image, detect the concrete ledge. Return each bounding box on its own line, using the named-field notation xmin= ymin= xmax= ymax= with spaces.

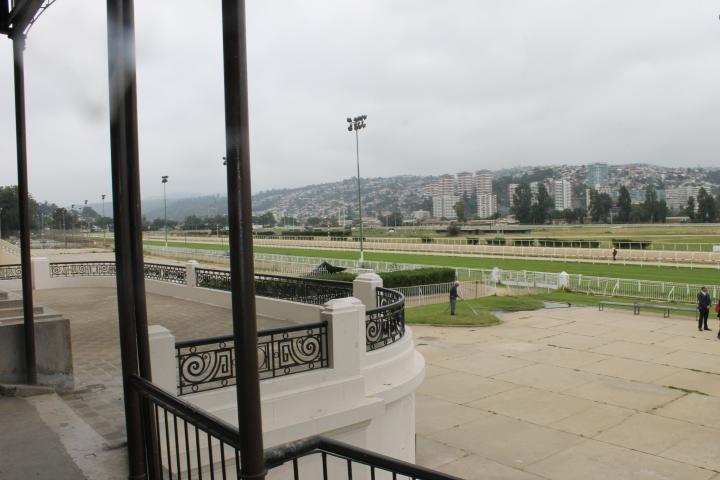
xmin=0 ymin=383 xmax=56 ymax=397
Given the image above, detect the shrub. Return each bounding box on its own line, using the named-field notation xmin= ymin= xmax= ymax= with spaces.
xmin=254 ymin=231 xmax=275 ymax=237
xmin=466 ymin=237 xmax=480 ymax=245
xmin=420 ymin=237 xmax=434 ymax=244
xmin=537 ymin=238 xmax=599 ymax=248
xmin=612 ymin=239 xmax=652 ymax=250
xmin=486 ymin=238 xmax=506 ymax=246
xmin=304 ymin=272 xmax=357 ymax=282
xmin=379 ymin=267 xmax=455 ymax=288
xmin=513 ymin=239 xmax=535 ymax=247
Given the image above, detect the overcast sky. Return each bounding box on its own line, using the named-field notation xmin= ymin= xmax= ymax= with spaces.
xmin=2 ymin=1 xmax=720 ymax=206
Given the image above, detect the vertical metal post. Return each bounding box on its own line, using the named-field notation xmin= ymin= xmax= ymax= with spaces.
xmin=11 ymin=34 xmax=37 ymax=385
xmin=106 ymin=1 xmax=148 ymax=478
xmin=355 ymin=129 xmax=364 ymax=263
xmin=221 ymin=1 xmax=266 ymax=478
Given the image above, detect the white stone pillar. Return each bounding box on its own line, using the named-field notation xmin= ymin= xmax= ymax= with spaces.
xmin=148 ymin=325 xmax=177 ymax=394
xmin=491 ymin=267 xmax=501 ymax=285
xmin=353 ymin=272 xmax=383 ymax=310
xmin=31 ymin=257 xmax=51 ymax=290
xmin=321 ymin=297 xmax=365 ymax=376
xmin=558 ymin=271 xmax=569 ymax=290
xmin=186 ymin=260 xmax=199 ymax=288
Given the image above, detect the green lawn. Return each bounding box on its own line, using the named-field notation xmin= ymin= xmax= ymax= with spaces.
xmin=143 ymin=239 xmax=720 ymax=285
xmin=406 ymin=291 xmax=703 ymax=326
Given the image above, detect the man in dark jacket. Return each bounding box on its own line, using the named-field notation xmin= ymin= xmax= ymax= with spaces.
xmin=697 ymin=286 xmax=712 ymax=332
xmin=449 ymin=281 xmax=462 ymax=315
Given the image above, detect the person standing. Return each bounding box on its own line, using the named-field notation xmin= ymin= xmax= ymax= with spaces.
xmin=449 ymin=281 xmax=462 ymax=316
xmin=612 ymin=247 xmax=617 ymax=262
xmin=697 ymin=286 xmax=712 ymax=332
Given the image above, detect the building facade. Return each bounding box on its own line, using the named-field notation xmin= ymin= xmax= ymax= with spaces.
xmin=432 ymin=195 xmax=459 ymax=219
xmin=587 ymin=163 xmax=609 ymax=188
xmin=477 ymin=194 xmax=497 ymax=219
xmin=554 ymin=179 xmax=572 ymax=211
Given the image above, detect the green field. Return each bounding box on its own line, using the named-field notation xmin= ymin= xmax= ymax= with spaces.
xmin=406 ymin=291 xmax=703 ymax=326
xmin=144 ymin=239 xmax=720 ymax=285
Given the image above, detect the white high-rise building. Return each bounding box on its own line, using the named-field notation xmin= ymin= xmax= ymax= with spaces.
xmin=477 ymin=194 xmax=497 ymax=219
xmin=508 ymin=183 xmax=519 ymax=203
xmin=665 ymin=186 xmax=701 ymax=211
xmin=475 ymin=170 xmax=493 ymax=196
xmin=432 ymin=195 xmax=459 ymax=219
xmin=554 ymin=179 xmax=572 ymax=211
xmin=456 ymin=172 xmax=474 ymax=198
xmin=438 ymin=175 xmax=456 ymax=196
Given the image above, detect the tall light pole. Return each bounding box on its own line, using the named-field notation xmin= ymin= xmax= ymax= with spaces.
xmin=0 ymin=207 xmax=3 ymax=240
xmin=161 ymin=176 xmax=169 ymax=248
xmin=347 ymin=115 xmax=367 ymax=263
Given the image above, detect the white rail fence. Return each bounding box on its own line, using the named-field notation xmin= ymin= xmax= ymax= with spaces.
xmin=144 ymin=247 xmax=718 ymax=306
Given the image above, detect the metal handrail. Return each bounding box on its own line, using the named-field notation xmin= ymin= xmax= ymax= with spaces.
xmin=175 ymin=321 xmax=328 ymax=349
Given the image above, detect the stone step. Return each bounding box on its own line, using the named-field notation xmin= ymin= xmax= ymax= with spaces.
xmin=0 ymin=299 xmax=23 ymax=309
xmin=0 ymin=291 xmax=7 ymax=300
xmin=0 ymin=306 xmax=44 ymax=319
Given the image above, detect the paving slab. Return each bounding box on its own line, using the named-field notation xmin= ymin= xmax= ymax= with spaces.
xmin=654 ymin=393 xmax=720 ymax=429
xmin=580 ymin=357 xmax=682 ymax=383
xmin=658 ymin=350 xmax=720 ymax=374
xmin=436 ymin=351 xmax=533 ymax=378
xmin=436 ymin=453 xmax=546 ymax=480
xmin=516 ymin=345 xmax=609 ymax=369
xmin=659 ymin=425 xmax=720 ymax=471
xmin=418 ymin=371 xmax=519 ymax=405
xmin=589 ymin=340 xmax=677 ymax=361
xmin=656 ymin=335 xmax=720 ymax=355
xmin=428 ymin=412 xmax=584 ymax=469
xmin=595 ymin=412 xmax=700 ymax=454
xmin=535 ymin=332 xmax=610 ymax=350
xmin=414 ymin=437 xmax=469 ymax=469
xmin=525 ymin=438 xmax=715 ymax=480
xmin=564 ymin=376 xmax=684 ymax=411
xmin=657 ymin=369 xmax=720 ymax=397
xmin=548 ymin=403 xmax=634 ymax=438
xmin=467 ymin=387 xmax=596 ymax=426
xmin=491 ymin=363 xmax=598 ymax=392
xmin=415 ymin=394 xmax=491 ymax=436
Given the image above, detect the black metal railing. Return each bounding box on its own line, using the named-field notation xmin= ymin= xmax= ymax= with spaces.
xmin=366 ymin=287 xmax=406 ymax=352
xmin=196 ymin=267 xmax=353 ymax=305
xmin=130 ymin=374 xmax=460 ymax=480
xmin=0 ymin=264 xmax=22 ymax=280
xmin=176 ymin=322 xmax=329 ymax=396
xmin=50 ymin=261 xmax=117 ymax=277
xmin=144 ymin=262 xmax=187 ymax=285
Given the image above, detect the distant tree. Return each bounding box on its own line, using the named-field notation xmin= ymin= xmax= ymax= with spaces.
xmin=183 ymin=215 xmax=206 ymax=230
xmin=573 ymin=207 xmax=587 ymax=224
xmin=447 ymin=221 xmax=461 ymax=236
xmin=530 ymin=183 xmax=553 ymax=224
xmin=254 ymin=211 xmax=276 ymax=227
xmin=0 ymin=185 xmax=39 ymax=236
xmin=453 ymin=200 xmax=467 ymax=223
xmin=589 ymin=190 xmax=612 ymax=223
xmin=561 ymin=208 xmax=577 ymax=224
xmin=304 ymin=217 xmax=323 ymax=227
xmin=683 ymin=196 xmax=695 ymax=221
xmin=642 ymin=186 xmax=664 ymax=223
xmin=379 ymin=212 xmax=403 ymax=227
xmin=463 ymin=194 xmax=477 ymax=216
xmin=616 ymin=186 xmax=632 ymax=223
xmin=95 ymin=217 xmax=114 ymax=230
xmin=696 ymin=188 xmax=717 ymax=223
xmin=81 ymin=206 xmax=100 ymax=219
xmin=511 ymin=182 xmax=532 ymax=224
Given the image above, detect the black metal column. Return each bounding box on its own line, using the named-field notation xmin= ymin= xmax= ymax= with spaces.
xmin=11 ymin=34 xmax=37 ymax=385
xmin=106 ymin=0 xmax=147 ymax=478
xmin=221 ymin=1 xmax=266 ymax=478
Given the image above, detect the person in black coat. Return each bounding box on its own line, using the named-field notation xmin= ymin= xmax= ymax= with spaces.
xmin=697 ymin=286 xmax=712 ymax=332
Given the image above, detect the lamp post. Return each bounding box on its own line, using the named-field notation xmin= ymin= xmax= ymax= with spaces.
xmin=0 ymin=207 xmax=3 ymax=240
xmin=347 ymin=115 xmax=367 ymax=263
xmin=161 ymin=175 xmax=169 ymax=248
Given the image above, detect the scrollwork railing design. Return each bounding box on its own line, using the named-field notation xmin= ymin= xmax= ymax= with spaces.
xmin=50 ymin=261 xmax=117 ymax=277
xmin=196 ymin=268 xmax=352 ymax=305
xmin=176 ymin=322 xmax=329 ymax=395
xmin=366 ymin=287 xmax=406 ymax=351
xmin=144 ymin=262 xmax=186 ymax=284
xmin=0 ymin=264 xmax=22 ymax=280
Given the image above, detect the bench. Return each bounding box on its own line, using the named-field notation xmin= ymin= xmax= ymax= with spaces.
xmin=599 ymin=300 xmax=696 ymax=318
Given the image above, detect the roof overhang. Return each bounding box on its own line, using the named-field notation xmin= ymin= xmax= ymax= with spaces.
xmin=2 ymin=0 xmax=45 ymax=37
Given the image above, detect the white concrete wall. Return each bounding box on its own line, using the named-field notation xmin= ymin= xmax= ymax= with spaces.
xmin=149 ymin=296 xmax=424 ymax=473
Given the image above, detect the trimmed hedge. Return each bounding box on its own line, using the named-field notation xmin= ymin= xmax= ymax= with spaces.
xmin=486 ymin=238 xmax=506 ymax=246
xmin=612 ymin=239 xmax=652 ymax=250
xmin=466 ymin=237 xmax=480 ymax=245
xmin=537 ymin=238 xmax=600 ymax=248
xmin=379 ymin=267 xmax=455 ymax=288
xmin=304 ymin=266 xmax=456 ymax=288
xmin=420 ymin=237 xmax=434 ymax=244
xmin=513 ymin=239 xmax=535 ymax=247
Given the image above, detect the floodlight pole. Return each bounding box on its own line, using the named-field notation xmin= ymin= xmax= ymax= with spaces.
xmin=347 ymin=115 xmax=367 ymax=263
xmin=11 ymin=33 xmax=36 ymax=385
xmin=161 ymin=175 xmax=168 ymax=248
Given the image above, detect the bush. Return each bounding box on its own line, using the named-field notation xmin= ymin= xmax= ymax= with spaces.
xmin=304 ymin=272 xmax=357 ymax=282
xmin=486 ymin=238 xmax=506 ymax=246
xmin=466 ymin=237 xmax=480 ymax=245
xmin=612 ymin=238 xmax=652 ymax=250
xmin=513 ymin=239 xmax=535 ymax=247
xmin=420 ymin=237 xmax=434 ymax=244
xmin=254 ymin=231 xmax=275 ymax=237
xmin=379 ymin=267 xmax=455 ymax=288
xmin=537 ymin=238 xmax=600 ymax=248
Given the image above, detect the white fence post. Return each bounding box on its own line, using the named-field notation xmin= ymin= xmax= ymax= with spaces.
xmin=321 ymin=297 xmax=365 ymax=375
xmin=148 ymin=325 xmax=177 ymax=394
xmin=353 ymin=272 xmax=383 ymax=310
xmin=30 ymin=257 xmax=51 ymax=290
xmin=186 ymin=260 xmax=199 ymax=287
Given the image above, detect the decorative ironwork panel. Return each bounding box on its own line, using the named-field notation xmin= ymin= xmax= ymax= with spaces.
xmin=366 ymin=287 xmax=406 ymax=351
xmin=50 ymin=261 xmax=116 ymax=277
xmin=144 ymin=262 xmax=186 ymax=284
xmin=176 ymin=322 xmax=328 ymax=395
xmin=0 ymin=264 xmax=22 ymax=280
xmin=196 ymin=268 xmax=352 ymax=305
xmin=195 ymin=267 xmax=231 ymax=291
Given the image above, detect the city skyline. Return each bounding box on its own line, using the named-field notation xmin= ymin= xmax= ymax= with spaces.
xmin=2 ymin=2 xmax=720 ymax=205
